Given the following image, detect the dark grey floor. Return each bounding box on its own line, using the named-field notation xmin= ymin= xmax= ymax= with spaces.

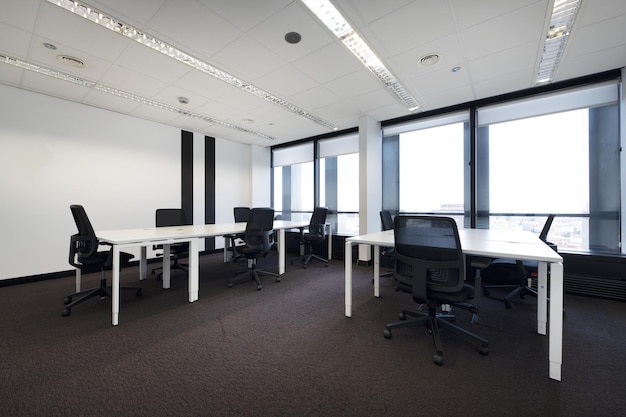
xmin=1 ymin=252 xmax=625 ymax=417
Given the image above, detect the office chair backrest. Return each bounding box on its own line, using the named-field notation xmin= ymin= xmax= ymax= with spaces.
xmin=394 ymin=216 xmax=465 ymax=303
xmin=69 ymin=205 xmax=99 ymax=261
xmin=234 ymin=207 xmax=251 ymax=223
xmin=309 ymin=207 xmax=328 ymax=238
xmin=243 ymin=208 xmax=275 ymax=253
xmin=156 ymin=208 xmax=188 ymax=227
xmin=539 ymin=214 xmax=556 ymax=242
xmin=246 ymin=207 xmax=275 ymax=232
xmin=380 ymin=210 xmax=394 ymax=231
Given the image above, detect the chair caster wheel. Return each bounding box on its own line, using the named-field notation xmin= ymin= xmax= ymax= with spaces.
xmin=483 ymin=289 xmax=490 ymax=296
xmin=398 ymin=312 xmax=406 ymax=320
xmin=275 ymin=277 xmax=281 ymax=283
xmin=433 ymin=353 xmax=444 ymax=366
xmin=504 ymin=300 xmax=513 ymax=309
xmin=63 ymin=297 xmax=72 ymax=305
xmin=136 ymin=289 xmax=143 ymax=297
xmin=256 ymin=285 xmax=262 ymax=290
xmin=227 ymin=283 xmax=233 ymax=288
xmin=383 ymin=329 xmax=392 ymax=339
xmin=62 ymin=308 xmax=71 ymax=317
xmin=478 ymin=345 xmax=489 ymax=355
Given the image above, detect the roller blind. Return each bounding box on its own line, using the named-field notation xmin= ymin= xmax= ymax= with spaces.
xmin=272 ymin=142 xmax=313 ymax=167
xmin=478 ymin=81 xmax=619 ymax=126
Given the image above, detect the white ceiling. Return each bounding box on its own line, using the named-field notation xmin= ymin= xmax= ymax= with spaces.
xmin=1 ymin=0 xmax=625 ymax=147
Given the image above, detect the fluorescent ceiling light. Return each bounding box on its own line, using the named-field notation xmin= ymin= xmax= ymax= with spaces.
xmin=44 ymin=0 xmax=338 ymax=131
xmin=535 ymin=0 xmax=582 ymax=85
xmin=301 ymin=0 xmax=420 ymax=112
xmin=0 ymin=53 xmax=277 ymax=141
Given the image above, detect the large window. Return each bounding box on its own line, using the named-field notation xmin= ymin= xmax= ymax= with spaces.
xmin=319 ymin=134 xmax=359 ymax=234
xmin=386 ymin=112 xmax=469 ymax=227
xmin=477 ymin=81 xmax=620 ymax=253
xmin=272 ymin=143 xmax=314 ymax=223
xmin=274 ymin=75 xmax=622 ymax=256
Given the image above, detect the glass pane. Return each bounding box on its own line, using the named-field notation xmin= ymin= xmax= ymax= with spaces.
xmin=273 ymin=162 xmax=313 ymax=221
xmin=399 ymin=123 xmax=464 ymax=214
xmin=488 ymin=110 xmax=589 ymax=214
xmin=486 ymin=109 xmax=592 ymax=251
xmin=320 ymin=153 xmax=359 ymax=235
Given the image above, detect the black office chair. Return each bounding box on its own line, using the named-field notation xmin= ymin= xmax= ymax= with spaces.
xmin=290 ymin=207 xmax=329 ymax=268
xmin=225 ymin=206 xmax=251 ymax=262
xmin=151 ymin=208 xmax=189 ymax=280
xmin=482 ymin=214 xmax=557 ymax=308
xmin=383 ymin=215 xmax=489 ymax=366
xmin=63 ymin=205 xmax=142 ymax=317
xmin=228 ymin=207 xmax=278 ymax=290
xmin=380 ymin=210 xmax=395 ymax=277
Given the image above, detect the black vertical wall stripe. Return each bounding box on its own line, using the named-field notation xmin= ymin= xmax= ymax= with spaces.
xmin=181 ymin=130 xmax=194 ymax=223
xmin=205 ymin=136 xmax=216 ymax=250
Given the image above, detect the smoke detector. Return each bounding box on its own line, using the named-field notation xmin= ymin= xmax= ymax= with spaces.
xmin=57 ymin=55 xmax=86 ymax=68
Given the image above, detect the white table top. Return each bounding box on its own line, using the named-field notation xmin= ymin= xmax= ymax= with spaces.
xmin=347 ymin=228 xmax=562 ymax=263
xmin=97 ymin=220 xmax=308 ymax=245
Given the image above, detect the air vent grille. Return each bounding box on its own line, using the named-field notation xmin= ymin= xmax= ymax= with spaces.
xmin=57 ymin=55 xmax=86 ymax=68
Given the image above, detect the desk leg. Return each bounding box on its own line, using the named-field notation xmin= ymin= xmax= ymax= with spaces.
xmin=112 ymin=245 xmax=120 ymax=326
xmin=188 ymin=239 xmax=199 ymax=302
xmin=162 ymin=244 xmax=171 ymax=289
xmin=224 ymin=236 xmax=232 ymax=263
xmin=139 ymin=246 xmax=147 ymax=281
xmin=327 ymin=224 xmax=332 ymax=261
xmin=278 ymin=228 xmax=286 ymax=275
xmin=373 ymin=244 xmax=380 ymax=298
xmin=537 ymin=262 xmax=548 ymax=335
xmin=549 ymin=262 xmax=563 ymax=381
xmin=75 ymin=268 xmax=81 ymax=293
xmin=345 ymin=240 xmax=353 ymax=317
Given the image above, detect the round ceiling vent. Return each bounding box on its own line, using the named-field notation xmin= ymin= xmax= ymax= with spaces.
xmin=417 ymin=53 xmax=441 ymax=67
xmin=57 ymin=55 xmax=87 ymax=68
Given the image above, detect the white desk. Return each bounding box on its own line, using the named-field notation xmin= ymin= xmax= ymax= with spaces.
xmin=344 ymin=228 xmax=564 ymax=381
xmin=95 ymin=220 xmax=308 ymax=326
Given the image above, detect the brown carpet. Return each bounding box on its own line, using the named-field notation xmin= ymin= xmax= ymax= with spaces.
xmin=1 ymin=252 xmax=625 ymax=417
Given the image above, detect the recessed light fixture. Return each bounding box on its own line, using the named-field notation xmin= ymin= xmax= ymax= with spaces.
xmin=242 ymin=118 xmax=254 ymax=124
xmin=535 ymin=0 xmax=582 ymax=84
xmin=178 ymin=96 xmax=189 ymax=105
xmin=284 ymin=32 xmax=302 ymax=44
xmin=45 ymin=0 xmax=337 ymax=131
xmin=301 ymin=0 xmax=420 ymax=112
xmin=451 ymin=66 xmax=461 ymax=73
xmin=57 ymin=55 xmax=86 ymax=68
xmin=43 ymin=42 xmax=57 ymax=50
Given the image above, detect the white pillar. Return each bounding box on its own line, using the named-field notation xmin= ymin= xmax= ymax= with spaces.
xmin=358 ymin=116 xmax=382 ymax=262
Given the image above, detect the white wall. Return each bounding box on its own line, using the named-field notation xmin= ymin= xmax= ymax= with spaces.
xmin=213 ymin=138 xmax=252 ymax=249
xmin=0 ymin=84 xmax=263 ymax=280
xmin=250 ymin=145 xmax=272 ymax=207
